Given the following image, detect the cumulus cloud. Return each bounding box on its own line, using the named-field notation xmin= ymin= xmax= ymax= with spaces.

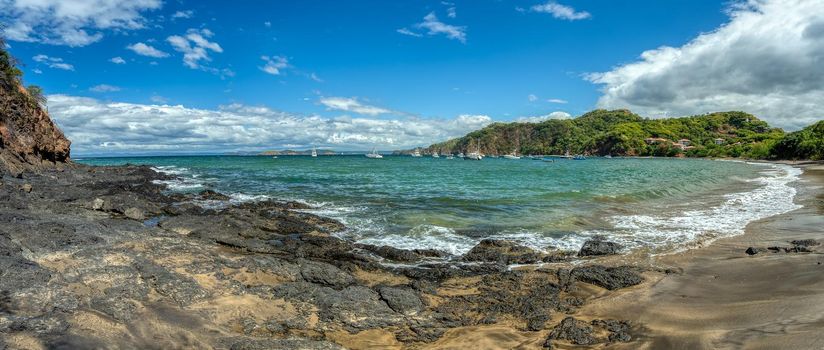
xmin=414 ymin=12 xmax=466 ymax=43
xmin=109 ymin=56 xmax=126 ymax=64
xmin=127 ymin=42 xmax=168 ymax=58
xmin=531 ymin=1 xmax=591 ymax=20
xmin=517 ymin=111 xmax=572 ymax=123
xmin=46 ymin=95 xmax=493 ymax=155
xmin=259 ymin=55 xmax=288 ymax=75
xmin=588 ymin=0 xmax=824 ymax=130
xmin=547 ymin=98 xmax=567 ymax=104
xmin=319 ymin=97 xmax=392 ymax=116
xmin=32 ymin=54 xmax=74 ymax=70
xmin=89 ymin=84 xmax=121 ymax=92
xmin=167 ymin=28 xmax=223 ymax=69
xmin=0 ymin=0 xmax=161 ymax=46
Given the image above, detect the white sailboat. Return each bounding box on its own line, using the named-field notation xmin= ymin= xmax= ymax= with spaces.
xmin=432 ymin=151 xmax=440 ymax=158
xmin=365 ymin=148 xmax=383 ymax=158
xmin=466 ymin=139 xmax=483 ymax=160
xmin=311 ymin=147 xmax=318 ymax=157
xmin=411 ymin=148 xmax=422 ymax=157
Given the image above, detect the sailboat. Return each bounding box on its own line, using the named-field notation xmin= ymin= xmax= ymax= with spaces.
xmin=466 ymin=139 xmax=483 ymax=160
xmin=311 ymin=147 xmax=318 ymax=157
xmin=365 ymin=148 xmax=383 ymax=159
xmin=411 ymin=148 xmax=422 ymax=157
xmin=432 ymin=151 xmax=440 ymax=158
xmin=503 ymin=149 xmax=520 ymax=160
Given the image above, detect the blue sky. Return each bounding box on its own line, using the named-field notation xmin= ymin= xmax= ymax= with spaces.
xmin=2 ymin=0 xmax=822 ymax=155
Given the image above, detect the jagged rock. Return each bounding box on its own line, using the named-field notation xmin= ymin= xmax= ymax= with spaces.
xmin=592 ymin=319 xmax=633 ymax=342
xmin=570 ymin=265 xmax=643 ymax=290
xmin=20 ymin=183 xmax=32 ymax=193
xmin=462 ymin=239 xmax=544 ymax=264
xmin=745 ymin=247 xmax=768 ymax=255
xmin=91 ymin=198 xmax=105 ymax=210
xmin=198 ymin=189 xmax=230 ymax=201
xmin=379 ymin=286 xmax=423 ymax=315
xmin=545 ymin=317 xmax=595 ymax=347
xmin=228 ymin=338 xmax=345 ymax=350
xmin=358 ymin=244 xmax=422 ymax=262
xmin=578 ymin=237 xmax=623 ymax=256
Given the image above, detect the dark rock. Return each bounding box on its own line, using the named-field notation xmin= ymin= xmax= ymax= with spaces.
xmin=570 ymin=265 xmax=643 ymax=290
xmin=462 ymin=239 xmax=543 ymax=264
xmin=745 ymin=247 xmax=768 ymax=255
xmin=790 ymin=239 xmax=819 ymax=247
xmin=357 ymin=244 xmax=421 ymax=262
xmin=124 ymin=207 xmax=146 ymax=220
xmin=229 ymin=338 xmax=345 ymax=350
xmin=379 ymin=286 xmax=424 ymax=315
xmin=578 ymin=237 xmax=623 ymax=256
xmin=198 ymin=189 xmax=230 ymax=200
xmin=546 ymin=317 xmax=595 ymax=346
xmin=300 ymin=261 xmax=355 ymax=288
xmin=20 ymin=184 xmax=32 ymax=193
xmin=592 ymin=319 xmax=633 ymax=342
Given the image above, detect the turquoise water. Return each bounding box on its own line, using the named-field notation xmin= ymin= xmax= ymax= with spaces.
xmin=77 ymin=156 xmax=801 ymax=255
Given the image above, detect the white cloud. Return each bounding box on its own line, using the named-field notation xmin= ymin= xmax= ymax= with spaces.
xmin=109 ymin=56 xmax=126 ymax=64
xmin=259 ymin=55 xmax=288 ymax=75
xmin=46 ymin=95 xmax=493 ymax=155
xmin=32 ymin=54 xmax=74 ymax=70
xmin=517 ymin=111 xmax=572 ymax=123
xmin=319 ymin=97 xmax=392 ymax=116
xmin=264 ymin=21 xmax=271 ymax=27
xmin=32 ymin=68 xmax=42 ymax=74
xmin=528 ymin=94 xmax=538 ymax=102
xmin=127 ymin=42 xmax=169 ymax=58
xmin=588 ymin=0 xmax=824 ymax=130
xmin=167 ymin=28 xmax=223 ymax=69
xmin=309 ymin=73 xmax=323 ymax=82
xmin=447 ymin=7 xmax=457 ymax=18
xmin=547 ymin=98 xmax=567 ymax=104
xmin=89 ymin=84 xmax=120 ymax=92
xmin=150 ymin=95 xmax=168 ymax=103
xmin=396 ymin=28 xmax=423 ymax=38
xmin=171 ymin=10 xmax=193 ymax=19
xmin=1 ymin=0 xmax=162 ymax=46
xmin=415 ymin=12 xmax=466 ymax=43
xmin=531 ymin=1 xmax=591 ymax=21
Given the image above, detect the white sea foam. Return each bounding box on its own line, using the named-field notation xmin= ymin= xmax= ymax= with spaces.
xmin=583 ymin=163 xmax=802 ymax=253
xmin=357 ymin=225 xmax=478 ymax=256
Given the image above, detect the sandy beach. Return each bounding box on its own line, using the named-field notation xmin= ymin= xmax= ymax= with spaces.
xmin=576 ymin=163 xmax=824 ymax=349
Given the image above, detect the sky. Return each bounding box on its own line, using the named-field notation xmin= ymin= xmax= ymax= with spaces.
xmin=1 ymin=0 xmax=822 ymax=156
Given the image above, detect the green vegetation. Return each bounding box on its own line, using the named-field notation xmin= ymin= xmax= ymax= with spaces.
xmin=427 ymin=109 xmax=822 ymax=160
xmin=1 ymin=35 xmax=47 ymax=109
xmin=770 ymin=121 xmax=824 ymax=160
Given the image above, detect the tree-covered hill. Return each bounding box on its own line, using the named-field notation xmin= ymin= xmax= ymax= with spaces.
xmin=769 ymin=121 xmax=824 ymax=160
xmin=423 ymin=110 xmax=817 ymax=159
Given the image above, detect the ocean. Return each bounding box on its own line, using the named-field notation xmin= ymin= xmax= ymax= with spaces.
xmin=77 ymin=155 xmax=801 ymax=256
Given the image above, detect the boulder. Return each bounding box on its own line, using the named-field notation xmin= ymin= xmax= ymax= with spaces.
xmin=578 ymin=237 xmax=622 ymax=257
xmin=91 ymin=198 xmax=105 ymax=210
xmin=379 ymin=286 xmax=424 ymax=315
xmin=462 ymin=239 xmax=543 ymax=264
xmin=570 ymin=266 xmax=642 ymax=290
xmin=20 ymin=183 xmax=32 ymax=193
xmin=545 ymin=317 xmax=595 ymax=347
xmin=124 ymin=207 xmax=146 ymax=221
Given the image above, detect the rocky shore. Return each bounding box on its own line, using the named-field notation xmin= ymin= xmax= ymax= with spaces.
xmin=0 ymin=164 xmax=656 ymax=349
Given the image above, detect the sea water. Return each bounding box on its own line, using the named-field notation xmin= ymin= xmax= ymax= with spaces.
xmin=78 ymin=156 xmax=801 ymax=255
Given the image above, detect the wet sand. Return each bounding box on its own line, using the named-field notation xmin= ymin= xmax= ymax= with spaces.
xmin=579 ymin=164 xmax=824 ymax=349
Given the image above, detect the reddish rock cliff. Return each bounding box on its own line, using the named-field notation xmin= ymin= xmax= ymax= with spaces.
xmin=0 ymin=83 xmax=71 ymax=173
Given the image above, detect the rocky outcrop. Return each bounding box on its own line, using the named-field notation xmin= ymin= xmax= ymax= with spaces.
xmin=0 ymin=81 xmax=71 ymax=174
xmin=578 ymin=236 xmax=623 ymax=257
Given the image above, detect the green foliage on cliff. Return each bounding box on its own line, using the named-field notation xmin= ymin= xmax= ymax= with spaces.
xmin=0 ymin=37 xmax=23 ymax=89
xmin=427 ymin=110 xmax=819 ymax=159
xmin=770 ymin=121 xmax=824 ymax=160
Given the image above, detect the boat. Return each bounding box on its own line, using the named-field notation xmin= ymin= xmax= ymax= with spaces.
xmin=457 ymin=152 xmax=465 ymax=158
xmin=446 ymin=154 xmax=454 ymax=159
xmin=365 ymin=148 xmax=383 ymax=159
xmin=411 ymin=148 xmax=422 ymax=157
xmin=272 ymin=156 xmax=278 ymax=159
xmin=604 ymin=155 xmax=612 ymax=159
xmin=465 ymin=139 xmax=483 ymax=160
xmin=432 ymin=151 xmax=440 ymax=158
xmin=311 ymin=147 xmax=318 ymax=157
xmin=573 ymin=155 xmax=586 ymax=160
xmin=503 ymin=150 xmax=520 ymax=160
xmin=559 ymin=149 xmax=574 ymax=159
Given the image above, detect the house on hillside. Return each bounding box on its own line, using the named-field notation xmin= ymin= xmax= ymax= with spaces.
xmin=678 ymin=139 xmax=691 ymax=147
xmin=714 ymin=138 xmax=725 ymax=145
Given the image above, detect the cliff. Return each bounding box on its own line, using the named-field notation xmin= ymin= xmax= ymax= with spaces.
xmin=0 ymin=44 xmax=71 ymax=174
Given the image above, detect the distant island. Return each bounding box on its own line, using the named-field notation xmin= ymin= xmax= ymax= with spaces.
xmin=423 ymin=110 xmax=823 ymax=160
xmin=259 ymin=149 xmax=337 ymax=156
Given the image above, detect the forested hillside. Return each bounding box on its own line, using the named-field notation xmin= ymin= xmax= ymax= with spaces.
xmin=424 ymin=110 xmax=819 ymax=159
